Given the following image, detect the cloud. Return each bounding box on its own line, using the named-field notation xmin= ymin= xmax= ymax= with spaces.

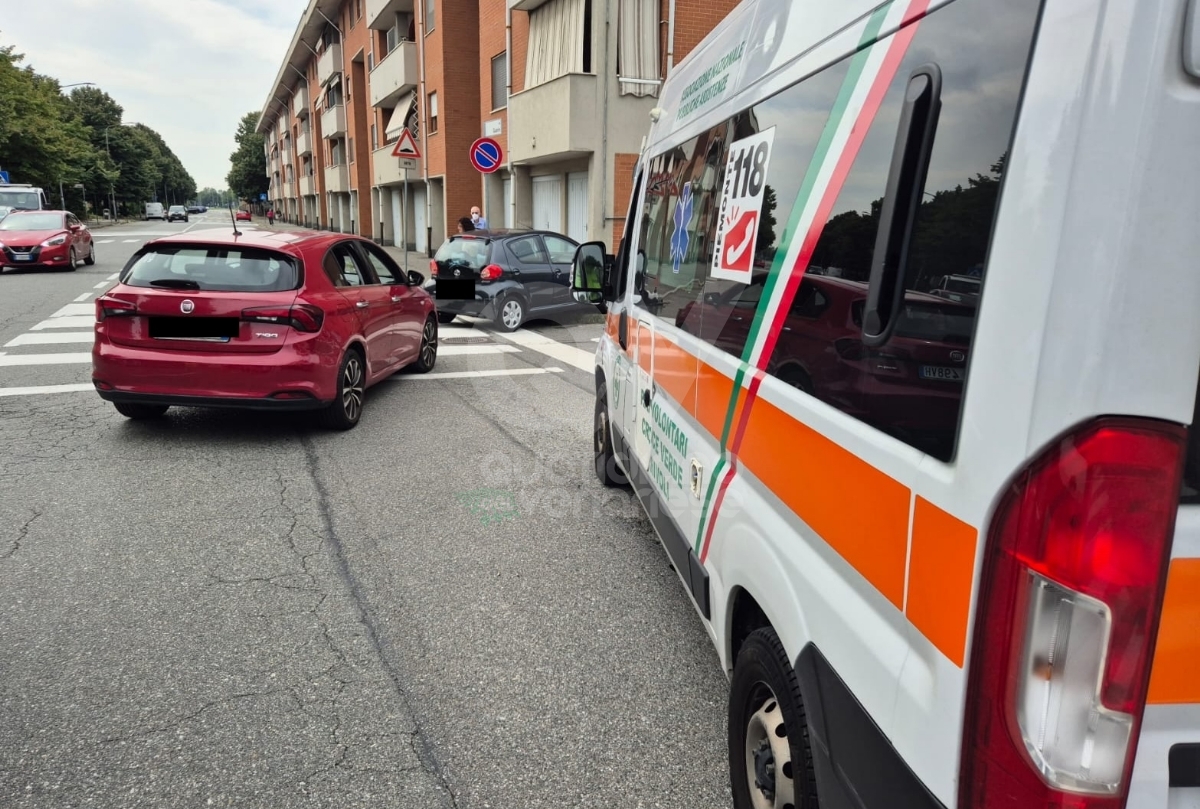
xmin=2 ymin=0 xmax=307 ymax=189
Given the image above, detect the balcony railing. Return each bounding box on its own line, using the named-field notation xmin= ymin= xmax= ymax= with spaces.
xmin=372 ymin=144 xmax=421 ymax=186
xmin=299 ymin=175 xmax=316 ymax=196
xmin=293 ymin=86 xmax=309 ymax=118
xmin=325 ymin=163 xmax=350 ymax=194
xmin=509 ymin=73 xmax=599 ymax=163
xmin=369 ymin=41 xmax=418 ymax=108
xmin=321 ymin=104 xmax=347 ymax=139
xmin=317 ymin=43 xmax=343 ymax=87
xmin=297 ymin=129 xmax=314 ymax=157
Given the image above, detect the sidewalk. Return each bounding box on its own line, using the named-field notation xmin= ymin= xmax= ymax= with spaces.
xmin=263 ymin=218 xmax=430 ymax=272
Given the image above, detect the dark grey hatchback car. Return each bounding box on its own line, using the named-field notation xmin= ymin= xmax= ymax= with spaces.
xmin=424 ymin=230 xmax=590 ymax=331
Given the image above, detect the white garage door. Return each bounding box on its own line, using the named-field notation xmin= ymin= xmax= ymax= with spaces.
xmin=566 ymin=172 xmax=588 ymax=243
xmin=413 ymin=187 xmax=427 ymax=253
xmin=391 ymin=192 xmax=403 ymax=248
xmin=532 ymin=175 xmax=563 ymax=234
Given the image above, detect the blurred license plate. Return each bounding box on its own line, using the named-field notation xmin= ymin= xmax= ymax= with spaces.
xmin=919 ymin=365 xmax=964 ymax=381
xmin=12 ymin=254 xmax=32 ymax=261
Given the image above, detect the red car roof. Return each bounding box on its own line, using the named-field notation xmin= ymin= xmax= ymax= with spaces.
xmin=144 ymin=227 xmax=351 ymax=254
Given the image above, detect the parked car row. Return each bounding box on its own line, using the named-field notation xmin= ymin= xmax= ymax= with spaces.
xmin=86 ymin=224 xmax=597 ymax=428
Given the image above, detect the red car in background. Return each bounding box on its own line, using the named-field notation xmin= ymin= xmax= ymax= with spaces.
xmin=235 ymin=209 xmax=252 ymax=222
xmin=0 ymin=210 xmax=95 ymax=272
xmin=679 ymin=273 xmax=975 ymax=457
xmin=92 ymin=229 xmax=438 ymax=429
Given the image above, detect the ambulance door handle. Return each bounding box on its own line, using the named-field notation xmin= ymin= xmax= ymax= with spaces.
xmin=642 ymin=389 xmax=651 ymax=408
xmin=690 ymin=460 xmax=703 ymax=498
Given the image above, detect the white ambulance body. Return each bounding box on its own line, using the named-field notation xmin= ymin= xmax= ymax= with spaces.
xmin=574 ymin=0 xmax=1200 ymax=807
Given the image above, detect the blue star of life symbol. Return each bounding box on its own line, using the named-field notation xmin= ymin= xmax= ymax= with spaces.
xmin=670 ymin=182 xmax=693 ymax=274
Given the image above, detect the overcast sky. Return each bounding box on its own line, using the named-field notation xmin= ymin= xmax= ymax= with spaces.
xmin=2 ymin=0 xmax=308 ymax=189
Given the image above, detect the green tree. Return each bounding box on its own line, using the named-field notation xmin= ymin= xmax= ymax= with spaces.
xmin=227 ymin=111 xmax=268 ymax=204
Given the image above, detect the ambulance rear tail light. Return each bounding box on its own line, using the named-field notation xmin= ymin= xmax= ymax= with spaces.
xmin=959 ymin=418 xmax=1185 ymax=809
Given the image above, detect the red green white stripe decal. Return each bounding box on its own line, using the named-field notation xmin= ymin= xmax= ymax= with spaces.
xmin=695 ymin=0 xmax=930 ymax=563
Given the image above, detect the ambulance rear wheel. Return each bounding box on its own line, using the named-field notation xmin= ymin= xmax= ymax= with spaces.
xmin=729 ymin=627 xmax=819 ymax=809
xmin=594 ymin=381 xmax=627 ymax=487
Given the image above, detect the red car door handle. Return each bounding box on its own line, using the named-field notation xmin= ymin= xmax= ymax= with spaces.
xmin=356 ymin=300 xmax=369 ymax=308
xmin=391 ymin=295 xmax=403 ymax=302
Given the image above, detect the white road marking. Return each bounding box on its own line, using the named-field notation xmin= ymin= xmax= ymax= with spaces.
xmin=106 ymin=272 xmax=119 ymax=280
xmin=73 ymin=292 xmax=93 ymax=302
xmin=0 ymin=383 xmax=93 ymax=398
xmin=30 ymin=316 xmax=94 ymax=330
xmin=94 ymin=281 xmax=110 ymax=289
xmin=97 ymin=239 xmax=114 ymax=244
xmin=437 ymin=344 xmax=521 ymax=356
xmin=591 ymin=337 xmax=600 ymax=342
xmin=5 ymin=332 xmax=94 ymax=347
xmin=400 ymin=367 xmax=565 ymax=381
xmin=122 ymin=239 xmax=139 ymax=243
xmin=50 ymin=303 xmax=96 ymax=318
xmin=492 ymin=329 xmax=595 ymax=372
xmin=0 ymin=352 xmax=91 ymax=367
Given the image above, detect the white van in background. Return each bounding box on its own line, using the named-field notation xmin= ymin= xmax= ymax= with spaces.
xmin=572 ymin=0 xmax=1200 ymax=807
xmin=144 ymin=202 xmax=165 ymax=221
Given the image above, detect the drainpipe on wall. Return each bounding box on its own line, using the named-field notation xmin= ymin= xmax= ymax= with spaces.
xmin=418 ymin=0 xmax=432 ymax=255
xmin=600 ymin=0 xmax=611 ymax=244
xmin=666 ymin=0 xmax=676 ymax=73
xmin=505 ymin=6 xmax=514 ymax=229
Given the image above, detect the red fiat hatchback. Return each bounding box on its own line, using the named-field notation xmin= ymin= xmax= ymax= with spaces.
xmin=92 ymin=228 xmax=438 ymax=429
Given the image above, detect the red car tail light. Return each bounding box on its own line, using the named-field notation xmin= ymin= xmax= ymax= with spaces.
xmin=480 ymin=263 xmax=503 ymax=282
xmin=241 ymin=304 xmax=325 ymax=333
xmin=959 ymin=417 xmax=1186 ymax=809
xmin=96 ymin=296 xmax=136 ymax=322
xmin=430 ymin=259 xmax=439 ymax=277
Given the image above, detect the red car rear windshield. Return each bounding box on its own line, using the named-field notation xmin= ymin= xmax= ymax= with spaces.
xmin=122 ymin=245 xmax=299 ymax=292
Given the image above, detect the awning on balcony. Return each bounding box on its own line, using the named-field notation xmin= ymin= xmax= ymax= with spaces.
xmin=384 ymin=92 xmax=419 ymax=141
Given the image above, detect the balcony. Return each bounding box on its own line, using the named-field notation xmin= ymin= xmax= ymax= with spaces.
xmin=368 ymin=0 xmax=413 ymax=28
xmin=508 ymin=0 xmax=550 ymax=9
xmin=372 ymin=145 xmax=421 ymax=186
xmin=297 ymin=129 xmax=313 ymax=157
xmin=293 ymin=86 xmax=309 ymax=118
xmin=277 ymin=116 xmax=287 ymax=136
xmin=509 ymin=73 xmax=599 ymax=164
xmin=283 ymin=180 xmax=295 ymax=198
xmin=325 ymin=163 xmax=350 ymax=194
xmin=321 ymin=104 xmax=347 ymax=138
xmin=369 ymin=41 xmax=417 ymax=108
xmin=299 ymin=175 xmax=316 ymax=196
xmin=317 ymin=43 xmax=342 ymax=87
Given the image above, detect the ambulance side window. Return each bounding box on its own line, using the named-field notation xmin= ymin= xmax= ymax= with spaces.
xmin=733 ymin=0 xmax=1039 ymax=462
xmin=636 ymin=122 xmax=730 ymax=331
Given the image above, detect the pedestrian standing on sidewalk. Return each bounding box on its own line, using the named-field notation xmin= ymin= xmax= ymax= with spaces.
xmin=266 ymin=208 xmax=275 ymax=226
xmin=470 ymin=206 xmax=488 ymax=230
xmin=457 ymin=217 xmax=475 ymax=233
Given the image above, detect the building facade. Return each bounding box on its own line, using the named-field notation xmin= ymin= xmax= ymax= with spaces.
xmin=258 ymin=0 xmax=737 ymax=250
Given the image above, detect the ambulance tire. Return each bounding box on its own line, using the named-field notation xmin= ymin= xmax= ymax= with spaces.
xmin=729 ymin=627 xmax=819 ymax=809
xmin=594 ymin=382 xmax=628 ymax=487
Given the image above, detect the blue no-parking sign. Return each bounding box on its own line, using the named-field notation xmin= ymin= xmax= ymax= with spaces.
xmin=0 ymin=171 xmax=10 ymax=184
xmin=470 ymin=137 xmax=503 ymax=174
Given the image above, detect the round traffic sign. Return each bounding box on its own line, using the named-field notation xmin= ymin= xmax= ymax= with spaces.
xmin=470 ymin=137 xmax=503 ymax=174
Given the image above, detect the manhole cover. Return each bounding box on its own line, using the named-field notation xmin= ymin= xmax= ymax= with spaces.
xmin=442 ymin=336 xmax=491 ymax=345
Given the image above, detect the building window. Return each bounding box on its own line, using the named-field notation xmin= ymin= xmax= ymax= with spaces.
xmin=617 ymin=0 xmax=659 ymax=97
xmin=349 ymin=137 xmax=354 ymax=163
xmin=371 ymin=123 xmax=377 ymax=150
xmin=425 ymin=0 xmax=435 ymax=31
xmin=428 ymin=92 xmax=438 ymax=134
xmin=491 ymin=52 xmax=508 ymax=110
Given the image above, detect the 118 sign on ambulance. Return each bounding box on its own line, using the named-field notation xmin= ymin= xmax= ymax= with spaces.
xmin=710 ymin=128 xmax=776 ymax=283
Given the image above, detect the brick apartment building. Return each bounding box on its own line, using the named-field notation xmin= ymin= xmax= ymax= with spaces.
xmin=258 ymin=0 xmax=738 ymax=251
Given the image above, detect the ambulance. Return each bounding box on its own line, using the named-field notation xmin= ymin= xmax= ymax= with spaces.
xmin=571 ymin=0 xmax=1200 ymax=806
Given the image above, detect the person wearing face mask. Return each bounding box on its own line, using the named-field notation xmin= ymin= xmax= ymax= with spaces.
xmin=470 ymin=206 xmax=488 ymax=230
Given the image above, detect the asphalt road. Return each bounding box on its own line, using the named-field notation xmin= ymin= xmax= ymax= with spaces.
xmin=0 ymin=217 xmax=731 ymax=808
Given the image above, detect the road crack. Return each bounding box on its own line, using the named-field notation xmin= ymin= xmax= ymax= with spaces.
xmin=1 ymin=510 xmax=41 ymax=561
